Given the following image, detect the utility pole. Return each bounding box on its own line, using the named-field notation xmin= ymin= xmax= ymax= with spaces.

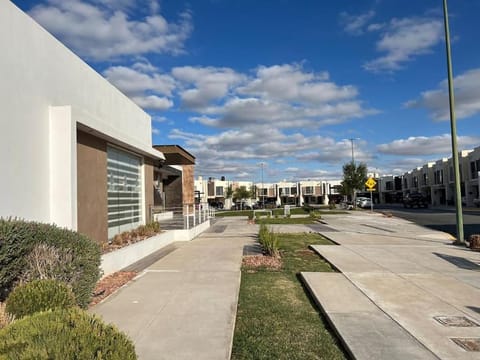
xmin=443 ymin=0 xmax=464 ymax=244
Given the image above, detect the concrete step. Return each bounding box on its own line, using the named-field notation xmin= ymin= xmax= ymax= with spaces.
xmin=301 ymin=272 xmax=438 ymax=360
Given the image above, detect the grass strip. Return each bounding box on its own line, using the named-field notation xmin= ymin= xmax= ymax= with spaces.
xmin=231 ymin=233 xmax=346 ymax=360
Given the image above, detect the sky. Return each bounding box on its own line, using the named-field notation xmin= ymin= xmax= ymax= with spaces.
xmin=13 ymin=0 xmax=480 ymax=182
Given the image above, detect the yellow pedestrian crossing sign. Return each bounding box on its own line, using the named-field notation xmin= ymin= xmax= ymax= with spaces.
xmin=365 ymin=177 xmax=376 ymax=189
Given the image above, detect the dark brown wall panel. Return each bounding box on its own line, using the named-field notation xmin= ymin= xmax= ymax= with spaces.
xmin=76 ymin=130 xmax=108 ymax=244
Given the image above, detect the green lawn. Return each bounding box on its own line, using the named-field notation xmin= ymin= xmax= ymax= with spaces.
xmin=231 ymin=233 xmax=346 ymax=360
xmin=256 ymin=217 xmax=318 ymax=225
xmin=215 ymin=208 xmax=348 ymax=218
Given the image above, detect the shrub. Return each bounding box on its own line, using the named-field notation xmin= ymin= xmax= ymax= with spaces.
xmin=145 ymin=221 xmax=161 ymax=233
xmin=258 ymin=224 xmax=279 ymax=257
xmin=19 ymin=244 xmax=74 ymax=285
xmin=0 ymin=308 xmax=136 ymax=359
xmin=0 ymin=218 xmax=101 ymax=308
xmin=5 ymin=279 xmax=76 ymax=319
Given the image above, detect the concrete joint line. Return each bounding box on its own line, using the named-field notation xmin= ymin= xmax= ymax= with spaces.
xmin=338 ymin=272 xmax=441 ymax=360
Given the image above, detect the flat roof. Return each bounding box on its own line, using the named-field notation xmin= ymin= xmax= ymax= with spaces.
xmin=153 ymin=145 xmax=195 ymax=165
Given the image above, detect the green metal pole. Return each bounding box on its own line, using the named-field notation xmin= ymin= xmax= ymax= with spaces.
xmin=443 ymin=0 xmax=464 ymax=244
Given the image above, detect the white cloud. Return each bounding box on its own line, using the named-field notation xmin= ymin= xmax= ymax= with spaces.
xmin=172 ymin=66 xmax=244 ymax=110
xmin=239 ymin=64 xmax=356 ymax=104
xmin=132 ymin=95 xmax=173 ymax=110
xmin=297 ymin=139 xmax=373 ymax=164
xmin=405 ymin=68 xmax=480 ymax=120
xmin=367 ymin=23 xmax=385 ymax=32
xmin=340 ymin=11 xmax=376 ymax=36
xmin=29 ymin=0 xmax=193 ymax=61
xmin=104 ymin=63 xmax=175 ymax=96
xmin=152 ymin=116 xmax=168 ymax=123
xmin=169 ymin=63 xmax=377 ymax=130
xmin=377 ymin=134 xmax=480 ymax=156
xmin=152 ymin=127 xmax=160 ymax=135
xmin=168 ymin=128 xmax=371 ymax=177
xmin=364 ymin=16 xmax=443 ymax=72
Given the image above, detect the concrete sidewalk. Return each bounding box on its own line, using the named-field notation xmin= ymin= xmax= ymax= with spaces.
xmin=92 ymin=217 xmax=257 ymax=360
xmin=302 ymin=212 xmax=480 ymax=360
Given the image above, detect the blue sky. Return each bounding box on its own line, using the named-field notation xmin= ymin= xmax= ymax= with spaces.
xmin=13 ymin=0 xmax=480 ymax=182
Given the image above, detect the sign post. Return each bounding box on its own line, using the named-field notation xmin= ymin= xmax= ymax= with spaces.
xmin=365 ymin=178 xmax=377 ymax=212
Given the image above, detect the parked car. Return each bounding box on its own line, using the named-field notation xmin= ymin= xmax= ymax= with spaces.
xmin=403 ymin=193 xmax=429 ymax=208
xmin=357 ymin=197 xmax=372 ymax=209
xmin=474 ymin=198 xmax=480 ymax=208
xmin=356 ymin=197 xmax=368 ymax=206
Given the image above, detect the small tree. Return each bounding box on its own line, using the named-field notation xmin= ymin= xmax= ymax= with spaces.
xmin=250 ymin=184 xmax=257 ymax=200
xmin=226 ymin=185 xmax=233 ymax=199
xmin=341 ymin=162 xmax=367 ymax=205
xmin=233 ymin=186 xmax=251 ymax=203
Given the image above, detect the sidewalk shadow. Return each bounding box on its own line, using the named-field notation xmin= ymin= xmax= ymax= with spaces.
xmin=433 ymin=252 xmax=480 ymax=271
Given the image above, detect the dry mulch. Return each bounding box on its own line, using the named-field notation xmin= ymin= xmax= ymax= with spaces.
xmin=242 ymin=255 xmax=282 ymax=271
xmin=89 ymin=271 xmax=137 ymax=307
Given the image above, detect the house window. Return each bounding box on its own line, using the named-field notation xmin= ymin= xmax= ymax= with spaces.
xmin=215 ymin=186 xmax=224 ymax=196
xmin=386 ymin=182 xmax=393 ymax=191
xmin=107 ymin=146 xmax=143 ymax=239
xmin=290 ymin=187 xmax=297 ymax=195
xmin=304 ymin=186 xmax=314 ymax=195
xmin=434 ymin=170 xmax=443 ymax=185
xmin=471 ymin=161 xmax=478 ymax=179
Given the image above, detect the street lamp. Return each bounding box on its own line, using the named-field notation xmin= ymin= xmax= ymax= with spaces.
xmin=349 ymin=138 xmax=358 ymax=164
xmin=260 ymin=162 xmax=265 ymax=208
xmin=443 ymin=0 xmax=464 ymax=244
xmin=349 ymin=138 xmax=359 ymax=207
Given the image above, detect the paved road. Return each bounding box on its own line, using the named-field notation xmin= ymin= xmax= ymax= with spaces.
xmin=375 ymin=204 xmax=480 ymax=240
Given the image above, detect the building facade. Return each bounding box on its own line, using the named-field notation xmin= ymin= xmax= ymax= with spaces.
xmin=0 ymin=2 xmax=175 ymax=243
xmin=378 ymin=146 xmax=480 ymax=207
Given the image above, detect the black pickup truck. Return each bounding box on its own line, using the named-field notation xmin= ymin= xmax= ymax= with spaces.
xmin=403 ymin=193 xmax=429 ymax=208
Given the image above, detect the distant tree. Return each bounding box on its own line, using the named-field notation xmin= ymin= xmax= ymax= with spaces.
xmin=341 ymin=162 xmax=368 ymax=203
xmin=250 ymin=184 xmax=257 ymax=199
xmin=226 ymin=185 xmax=233 ymax=199
xmin=233 ymin=186 xmax=251 ymax=202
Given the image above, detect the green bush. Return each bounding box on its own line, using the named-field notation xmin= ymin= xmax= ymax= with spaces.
xmin=5 ymin=279 xmax=76 ymax=319
xmin=0 ymin=307 xmax=136 ymax=359
xmin=145 ymin=221 xmax=161 ymax=233
xmin=258 ymin=224 xmax=279 ymax=257
xmin=0 ymin=218 xmax=101 ymax=308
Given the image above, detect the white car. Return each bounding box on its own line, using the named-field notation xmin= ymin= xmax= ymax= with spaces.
xmin=474 ymin=198 xmax=480 ymax=208
xmin=357 ymin=197 xmax=372 ymax=209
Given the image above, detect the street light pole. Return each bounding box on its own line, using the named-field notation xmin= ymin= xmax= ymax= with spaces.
xmin=349 ymin=138 xmax=358 ymax=207
xmin=349 ymin=138 xmax=356 ymax=164
xmin=443 ymin=0 xmax=464 ymax=245
xmin=260 ymin=162 xmax=265 ymax=208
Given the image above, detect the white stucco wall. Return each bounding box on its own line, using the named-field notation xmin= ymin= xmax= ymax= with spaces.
xmin=0 ymin=1 xmax=160 ymax=227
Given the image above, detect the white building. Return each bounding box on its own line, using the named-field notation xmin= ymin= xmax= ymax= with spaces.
xmin=0 ymin=1 xmax=165 ymax=242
